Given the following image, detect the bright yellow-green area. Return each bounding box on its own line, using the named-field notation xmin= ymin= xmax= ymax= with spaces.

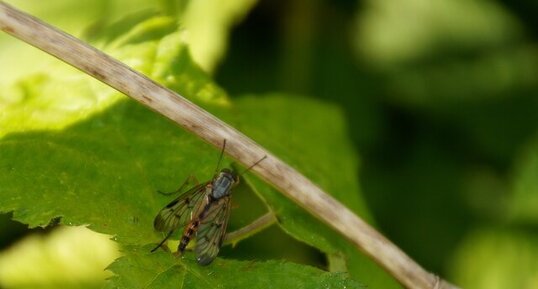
xmin=0 ymin=16 xmax=229 ymax=138
xmin=0 ymin=0 xmax=257 ymax=84
xmin=450 ymin=229 xmax=538 ymax=289
xmin=0 ymin=0 xmax=252 ymax=137
xmin=0 ymin=226 xmax=120 ymax=289
xmin=0 ymin=0 xmax=162 ymax=84
xmin=182 ymin=0 xmax=258 ymax=72
xmin=0 ymin=72 xmax=122 ymax=138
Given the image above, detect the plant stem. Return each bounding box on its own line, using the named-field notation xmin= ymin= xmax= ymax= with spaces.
xmin=0 ymin=3 xmax=459 ymax=289
xmin=223 ymin=212 xmax=276 ymax=247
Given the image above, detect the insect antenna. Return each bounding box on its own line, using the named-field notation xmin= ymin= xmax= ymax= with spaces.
xmin=214 ymin=139 xmax=227 ymax=176
xmin=239 ymin=155 xmax=267 ymax=176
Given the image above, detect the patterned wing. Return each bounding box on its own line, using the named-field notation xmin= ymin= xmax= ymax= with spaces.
xmin=195 ymin=195 xmax=232 ymax=265
xmin=153 ymin=182 xmax=209 ymax=232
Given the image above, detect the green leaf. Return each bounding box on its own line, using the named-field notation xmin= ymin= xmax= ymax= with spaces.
xmin=449 ymin=228 xmax=538 ymax=289
xmin=0 ymin=0 xmax=163 ymax=84
xmin=0 ymin=17 xmax=227 ymax=138
xmin=382 ymin=47 xmax=538 ymax=108
xmin=449 ymin=137 xmax=538 ymax=289
xmin=0 ymin=0 xmax=256 ymax=82
xmin=355 ymin=0 xmax=521 ymax=64
xmin=180 ymin=0 xmax=259 ymax=72
xmin=0 ymin=94 xmax=394 ymax=286
xmin=0 ymin=98 xmax=227 ymax=244
xmin=0 ymin=226 xmax=119 ymax=289
xmin=105 ymin=245 xmax=365 ymax=289
xmin=0 ymin=14 xmax=394 ymax=288
xmin=509 ymin=136 xmax=538 ymax=224
xmin=234 ymin=96 xmax=401 ymax=288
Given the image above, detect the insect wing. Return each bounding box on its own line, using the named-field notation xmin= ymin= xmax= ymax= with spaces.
xmin=195 ymin=196 xmax=232 ymax=265
xmin=153 ymin=182 xmax=209 ymax=232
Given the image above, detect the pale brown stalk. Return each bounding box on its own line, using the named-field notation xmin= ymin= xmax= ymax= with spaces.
xmin=224 ymin=212 xmax=276 ymax=246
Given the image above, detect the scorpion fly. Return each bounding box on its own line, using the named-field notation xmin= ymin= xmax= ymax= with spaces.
xmin=152 ymin=140 xmax=266 ymax=265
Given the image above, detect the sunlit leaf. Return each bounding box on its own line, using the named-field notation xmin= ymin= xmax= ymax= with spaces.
xmin=450 ymin=229 xmax=538 ymax=289
xmin=1 ymin=9 xmax=394 ymax=289
xmin=0 ymin=226 xmax=119 ymax=289
xmin=105 ymin=245 xmax=365 ymax=289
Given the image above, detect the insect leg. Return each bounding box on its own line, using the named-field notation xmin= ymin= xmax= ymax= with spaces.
xmin=151 ymin=230 xmax=174 ymax=252
xmin=157 ymin=175 xmax=199 ymax=196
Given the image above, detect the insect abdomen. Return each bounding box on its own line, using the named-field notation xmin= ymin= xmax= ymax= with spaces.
xmin=179 ymin=219 xmax=200 ymax=252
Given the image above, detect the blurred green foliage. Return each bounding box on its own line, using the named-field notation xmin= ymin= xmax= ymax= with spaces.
xmin=1 ymin=0 xmax=538 ymax=288
xmin=216 ymin=0 xmax=538 ymax=287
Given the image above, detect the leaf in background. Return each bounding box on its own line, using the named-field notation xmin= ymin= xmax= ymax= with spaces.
xmin=235 ymin=95 xmax=402 ymax=289
xmin=1 ymin=0 xmax=258 ymax=81
xmin=0 ymin=71 xmax=119 ymax=138
xmin=0 ymin=0 xmax=256 ymax=84
xmin=354 ymin=0 xmax=521 ymax=65
xmin=449 ymin=228 xmax=538 ymax=289
xmin=181 ymin=0 xmax=259 ymax=73
xmin=352 ymin=0 xmax=538 ymax=111
xmin=0 ymin=226 xmax=119 ymax=289
xmin=105 ymin=245 xmax=365 ymax=289
xmin=384 ymin=47 xmax=538 ymax=108
xmin=0 ymin=16 xmax=227 ymax=138
xmin=0 ymin=0 xmax=162 ymax=84
xmin=448 ymin=136 xmax=538 ymax=289
xmin=509 ymin=136 xmax=538 ymax=224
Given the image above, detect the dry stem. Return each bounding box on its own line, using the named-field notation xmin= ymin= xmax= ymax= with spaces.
xmin=0 ymin=2 xmax=459 ymax=289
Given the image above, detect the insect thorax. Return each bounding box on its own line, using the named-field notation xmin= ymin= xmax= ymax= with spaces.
xmin=211 ymin=170 xmax=237 ymax=199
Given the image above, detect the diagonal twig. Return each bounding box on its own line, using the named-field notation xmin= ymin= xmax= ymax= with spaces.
xmin=224 ymin=212 xmax=276 ymax=246
xmin=0 ymin=2 xmax=459 ymax=289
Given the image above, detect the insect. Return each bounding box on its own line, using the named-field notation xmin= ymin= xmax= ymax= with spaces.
xmin=152 ymin=140 xmax=266 ymax=265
